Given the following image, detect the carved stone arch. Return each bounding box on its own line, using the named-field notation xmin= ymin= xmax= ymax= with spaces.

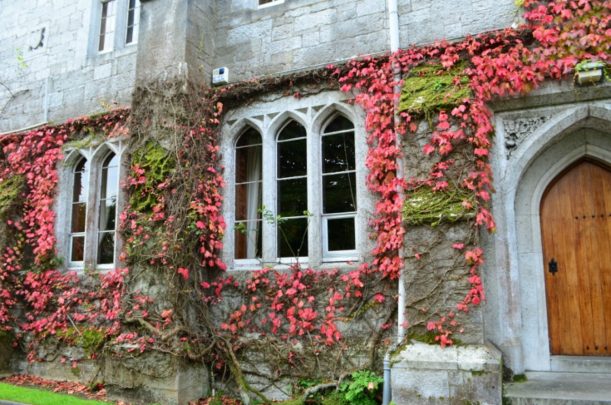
xmin=312 ymin=103 xmax=357 ymax=135
xmin=229 ymin=118 xmax=264 ymax=146
xmin=508 ymin=104 xmax=611 ymax=372
xmin=91 ymin=142 xmax=116 ymax=167
xmin=63 ymin=148 xmax=91 ymax=168
xmin=267 ymin=110 xmax=308 ymax=139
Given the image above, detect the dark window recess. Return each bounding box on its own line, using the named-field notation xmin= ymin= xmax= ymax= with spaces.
xmin=327 ymin=218 xmax=356 ymax=251
xmin=323 ymin=173 xmax=356 ymax=213
xmin=278 ymin=218 xmax=308 ymax=257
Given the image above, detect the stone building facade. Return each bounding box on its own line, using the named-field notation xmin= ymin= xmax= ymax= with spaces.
xmin=1 ymin=1 xmax=610 ymax=404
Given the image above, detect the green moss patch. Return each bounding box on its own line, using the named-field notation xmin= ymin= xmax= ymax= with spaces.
xmin=403 ymin=186 xmax=474 ymax=226
xmin=56 ymin=327 xmax=107 ymax=357
xmin=0 ymin=174 xmax=24 ymax=219
xmin=129 ymin=141 xmax=175 ymax=213
xmin=399 ymin=62 xmax=471 ymax=119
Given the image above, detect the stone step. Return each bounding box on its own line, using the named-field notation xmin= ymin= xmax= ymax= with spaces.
xmin=504 ymin=372 xmax=611 ymax=405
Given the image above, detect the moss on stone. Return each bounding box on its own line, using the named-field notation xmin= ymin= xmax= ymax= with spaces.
xmin=57 ymin=327 xmax=107 ymax=357
xmin=512 ymin=374 xmax=527 ymax=383
xmin=0 ymin=174 xmax=24 ymax=220
xmin=399 ymin=62 xmax=471 ymax=120
xmin=403 ymin=186 xmax=474 ymax=226
xmin=62 ymin=132 xmax=104 ymax=151
xmin=129 ymin=141 xmax=175 ymax=213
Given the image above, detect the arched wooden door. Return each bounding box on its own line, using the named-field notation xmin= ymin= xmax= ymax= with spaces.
xmin=541 ymin=159 xmax=611 ymax=356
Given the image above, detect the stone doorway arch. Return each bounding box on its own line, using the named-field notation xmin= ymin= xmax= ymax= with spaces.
xmin=484 ymin=100 xmax=611 ymax=373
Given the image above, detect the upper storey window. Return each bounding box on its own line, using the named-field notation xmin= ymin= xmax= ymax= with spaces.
xmin=98 ymin=0 xmax=117 ymax=52
xmin=125 ymin=0 xmax=139 ymax=45
xmin=95 ymin=0 xmax=140 ymax=53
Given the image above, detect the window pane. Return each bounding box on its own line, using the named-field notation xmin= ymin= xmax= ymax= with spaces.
xmin=323 ymin=173 xmax=356 ymax=213
xmin=97 ymin=232 xmax=114 ymax=264
xmin=236 ymin=144 xmax=262 ymax=183
xmin=99 ymin=198 xmax=117 ymax=231
xmin=324 ymin=116 xmax=354 ymax=133
xmin=235 ymin=220 xmax=262 ymax=259
xmin=73 ymin=159 xmax=88 ymax=203
xmin=278 ymin=139 xmax=307 ymax=178
xmin=235 ymin=182 xmax=262 ymax=221
xmin=71 ymin=236 xmax=85 ymax=262
xmin=71 ymin=203 xmax=87 ymax=232
xmin=278 ymin=177 xmax=307 ymax=217
xmin=277 ymin=121 xmax=306 ymax=141
xmin=327 ymin=217 xmax=355 ymax=251
xmin=98 ymin=1 xmax=108 ymax=51
xmin=322 ymin=132 xmax=355 ymax=173
xmin=278 ymin=218 xmax=308 ymax=257
xmin=100 ymin=154 xmax=119 ymax=200
xmin=236 ymin=128 xmax=262 ymax=147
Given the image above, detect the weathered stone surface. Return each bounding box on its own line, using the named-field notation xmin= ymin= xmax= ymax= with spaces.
xmin=104 ymin=352 xmax=208 ymax=405
xmin=391 ymin=342 xmax=502 ymax=404
xmin=0 ymin=333 xmax=14 ymax=372
xmin=17 ymin=351 xmax=208 ymax=405
xmin=0 ymin=0 xmax=137 ymax=132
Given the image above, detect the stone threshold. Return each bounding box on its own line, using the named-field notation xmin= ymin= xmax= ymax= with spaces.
xmin=504 ymin=371 xmax=611 ymax=404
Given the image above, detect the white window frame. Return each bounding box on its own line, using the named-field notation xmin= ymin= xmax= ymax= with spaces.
xmin=258 ymin=0 xmax=285 ymax=9
xmin=221 ymin=93 xmax=372 ymax=271
xmin=56 ymin=140 xmax=127 ymax=271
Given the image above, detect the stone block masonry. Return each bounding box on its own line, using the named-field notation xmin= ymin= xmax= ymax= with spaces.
xmin=391 ymin=342 xmax=503 ymax=405
xmin=0 ymin=0 xmax=137 ymax=133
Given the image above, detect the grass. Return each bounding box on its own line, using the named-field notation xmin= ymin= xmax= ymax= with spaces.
xmin=0 ymin=382 xmax=111 ymax=405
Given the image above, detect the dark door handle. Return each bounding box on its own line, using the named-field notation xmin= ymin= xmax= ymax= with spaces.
xmin=548 ymin=258 xmax=558 ymax=275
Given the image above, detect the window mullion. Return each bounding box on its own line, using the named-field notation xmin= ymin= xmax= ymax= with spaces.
xmin=308 ymin=124 xmax=322 ymax=266
xmin=262 ymin=126 xmax=276 ymax=264
xmin=84 ymin=159 xmax=99 ymax=269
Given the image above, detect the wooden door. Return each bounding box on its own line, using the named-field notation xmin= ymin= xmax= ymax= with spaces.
xmin=541 ymin=160 xmax=611 ymax=356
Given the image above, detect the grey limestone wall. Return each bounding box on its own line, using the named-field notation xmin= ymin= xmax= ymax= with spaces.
xmin=212 ymin=0 xmax=390 ymax=81
xmin=398 ymin=0 xmax=519 ymax=46
xmin=0 ymin=0 xmax=137 ymax=133
xmin=211 ymin=0 xmax=519 ymax=83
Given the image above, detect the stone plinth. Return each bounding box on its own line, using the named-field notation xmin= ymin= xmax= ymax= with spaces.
xmin=18 ymin=351 xmax=208 ymax=405
xmin=391 ymin=342 xmax=502 ymax=405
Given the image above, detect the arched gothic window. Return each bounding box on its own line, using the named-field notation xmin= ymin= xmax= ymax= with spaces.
xmin=229 ymin=111 xmax=360 ymax=267
xmin=64 ymin=144 xmax=124 ymax=270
